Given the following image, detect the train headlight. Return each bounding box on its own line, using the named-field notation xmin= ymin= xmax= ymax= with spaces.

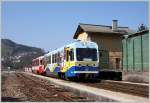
xmin=78 ymin=64 xmax=81 ymax=66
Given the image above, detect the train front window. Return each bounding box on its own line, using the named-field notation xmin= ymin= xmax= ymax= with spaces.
xmin=76 ymin=48 xmax=97 ymax=61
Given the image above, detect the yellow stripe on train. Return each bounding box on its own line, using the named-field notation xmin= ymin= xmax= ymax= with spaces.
xmin=61 ymin=61 xmax=98 ymax=72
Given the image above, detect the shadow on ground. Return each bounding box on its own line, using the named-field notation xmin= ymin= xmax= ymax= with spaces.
xmin=1 ymin=97 xmax=23 ymax=102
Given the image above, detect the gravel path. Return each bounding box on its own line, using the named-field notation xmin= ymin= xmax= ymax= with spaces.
xmin=1 ymin=72 xmax=27 ymax=102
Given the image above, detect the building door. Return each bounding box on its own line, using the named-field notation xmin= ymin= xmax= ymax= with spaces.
xmin=99 ymin=50 xmax=109 ymax=69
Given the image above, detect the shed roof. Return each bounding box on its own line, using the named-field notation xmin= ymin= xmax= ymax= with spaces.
xmin=73 ymin=23 xmax=135 ymax=39
xmin=127 ymin=29 xmax=149 ymax=38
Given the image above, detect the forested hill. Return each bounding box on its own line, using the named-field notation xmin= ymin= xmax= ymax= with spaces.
xmin=1 ymin=39 xmax=45 ymax=70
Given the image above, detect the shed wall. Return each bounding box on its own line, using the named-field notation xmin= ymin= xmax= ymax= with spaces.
xmin=122 ymin=32 xmax=149 ymax=71
xmin=142 ymin=33 xmax=149 ymax=71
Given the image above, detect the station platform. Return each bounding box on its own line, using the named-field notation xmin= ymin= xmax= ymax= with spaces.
xmin=24 ymin=72 xmax=149 ymax=102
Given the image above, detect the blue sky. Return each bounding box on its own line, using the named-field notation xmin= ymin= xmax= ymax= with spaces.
xmin=2 ymin=1 xmax=148 ymax=51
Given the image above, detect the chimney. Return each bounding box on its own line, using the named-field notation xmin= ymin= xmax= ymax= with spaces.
xmin=112 ymin=20 xmax=118 ymax=31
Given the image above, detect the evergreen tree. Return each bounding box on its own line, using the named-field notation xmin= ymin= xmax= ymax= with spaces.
xmin=138 ymin=24 xmax=147 ymax=31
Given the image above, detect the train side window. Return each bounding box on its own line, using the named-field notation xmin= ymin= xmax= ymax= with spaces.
xmin=57 ymin=52 xmax=60 ymax=63
xmin=56 ymin=53 xmax=58 ymax=63
xmin=54 ymin=54 xmax=56 ymax=63
xmin=35 ymin=61 xmax=36 ymax=66
xmin=55 ymin=54 xmax=57 ymax=63
xmin=53 ymin=54 xmax=55 ymax=63
xmin=52 ymin=54 xmax=54 ymax=63
xmin=57 ymin=53 xmax=59 ymax=63
xmin=37 ymin=61 xmax=38 ymax=65
xmin=34 ymin=61 xmax=36 ymax=66
xmin=38 ymin=60 xmax=39 ymax=65
xmin=35 ymin=60 xmax=37 ymax=66
xmin=70 ymin=49 xmax=74 ymax=61
xmin=55 ymin=53 xmax=57 ymax=63
xmin=49 ymin=56 xmax=51 ymax=64
xmin=40 ymin=60 xmax=43 ymax=65
xmin=32 ymin=62 xmax=34 ymax=66
xmin=37 ymin=60 xmax=39 ymax=65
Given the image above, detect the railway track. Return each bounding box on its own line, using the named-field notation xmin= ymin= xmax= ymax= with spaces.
xmin=80 ymin=79 xmax=149 ymax=98
xmin=38 ymin=73 xmax=149 ymax=98
xmin=21 ymin=72 xmax=148 ymax=102
xmin=15 ymin=73 xmax=95 ymax=102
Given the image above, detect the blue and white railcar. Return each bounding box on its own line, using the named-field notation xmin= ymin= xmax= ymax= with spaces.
xmin=44 ymin=40 xmax=99 ymax=79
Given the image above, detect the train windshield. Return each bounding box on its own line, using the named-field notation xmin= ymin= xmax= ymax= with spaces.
xmin=76 ymin=48 xmax=97 ymax=61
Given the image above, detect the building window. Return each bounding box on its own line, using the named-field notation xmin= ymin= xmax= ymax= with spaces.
xmin=116 ymin=58 xmax=120 ymax=69
xmin=100 ymin=52 xmax=102 ymax=57
xmin=87 ymin=35 xmax=91 ymax=41
xmin=116 ymin=58 xmax=120 ymax=63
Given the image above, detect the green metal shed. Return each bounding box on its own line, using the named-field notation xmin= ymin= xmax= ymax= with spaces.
xmin=122 ymin=30 xmax=149 ymax=72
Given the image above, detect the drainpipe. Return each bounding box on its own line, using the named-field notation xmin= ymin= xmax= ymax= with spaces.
xmin=141 ymin=35 xmax=143 ymax=71
xmin=133 ymin=39 xmax=135 ymax=71
xmin=124 ymin=35 xmax=129 ymax=71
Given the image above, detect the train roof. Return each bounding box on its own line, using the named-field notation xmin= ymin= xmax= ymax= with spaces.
xmin=65 ymin=40 xmax=98 ymax=48
xmin=44 ymin=41 xmax=98 ymax=57
xmin=32 ymin=55 xmax=44 ymax=61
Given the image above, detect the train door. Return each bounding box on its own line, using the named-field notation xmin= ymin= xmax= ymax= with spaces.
xmin=39 ymin=59 xmax=44 ymax=74
xmin=59 ymin=47 xmax=71 ymax=79
xmin=65 ymin=47 xmax=71 ymax=71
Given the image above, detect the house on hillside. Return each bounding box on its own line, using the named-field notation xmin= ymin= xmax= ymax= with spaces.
xmin=73 ymin=20 xmax=134 ymax=70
